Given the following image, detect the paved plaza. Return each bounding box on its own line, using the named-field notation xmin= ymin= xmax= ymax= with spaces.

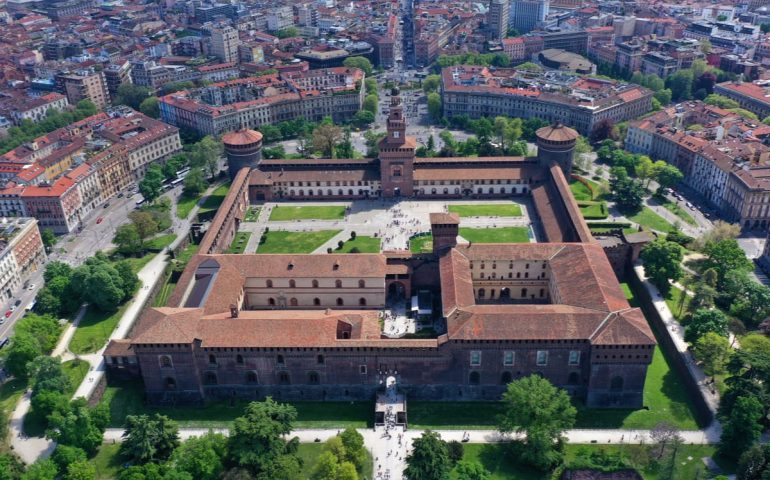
xmin=238 ymin=198 xmax=539 ymax=254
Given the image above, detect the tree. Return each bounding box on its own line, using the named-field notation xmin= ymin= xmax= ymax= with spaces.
xmin=363 ymin=94 xmax=378 ymax=114
xmin=339 ymin=428 xmax=366 ymax=472
xmin=704 ymin=94 xmax=740 ymax=109
xmin=29 ymin=356 xmax=70 ymax=400
xmin=720 ymin=396 xmax=764 ymax=460
xmin=21 ymin=459 xmax=58 ymax=480
xmin=453 ymin=461 xmax=491 ymax=480
xmin=275 ymin=26 xmax=299 ymax=38
xmin=684 ymin=308 xmax=728 ymax=344
xmin=498 ymin=375 xmax=576 ymax=469
xmin=724 ymin=272 xmax=770 ymax=328
xmin=51 ymin=445 xmax=87 ymax=474
xmin=138 ymin=163 xmax=164 ymax=203
xmin=404 ymin=431 xmax=451 ymax=480
xmin=666 ymin=70 xmax=694 ymax=101
xmin=114 ymin=84 xmax=152 ymax=110
xmin=183 ymin=168 xmax=207 ymax=197
xmin=650 ymin=422 xmax=682 ymax=459
xmin=692 ymin=220 xmax=741 ymax=251
xmin=640 ymin=240 xmax=683 ymax=293
xmin=139 ymin=97 xmax=160 ymax=119
xmin=113 ymin=224 xmax=142 ymax=255
xmin=690 ymin=281 xmax=716 ymax=311
xmin=4 ymin=332 xmax=41 ymax=378
xmin=190 ymin=136 xmax=222 ymax=180
xmin=335 ymin=128 xmax=355 ymax=159
xmin=342 ymin=56 xmax=373 ymax=75
xmin=427 ymin=92 xmax=442 ymax=121
xmin=703 ymin=239 xmax=753 ymax=287
xmin=121 ymin=414 xmax=180 ymax=463
xmin=741 ymin=334 xmax=770 ymax=357
xmin=422 ymin=75 xmax=441 ymax=93
xmin=590 ymin=118 xmax=618 ymax=143
xmin=228 ymin=398 xmax=300 ymax=477
xmin=128 ymin=211 xmax=158 ymax=244
xmin=654 ymin=89 xmax=673 ymax=106
xmin=610 ymin=176 xmax=644 ymax=212
xmin=312 ymin=122 xmax=343 ymax=158
xmin=171 ymin=432 xmax=227 ymax=480
xmin=162 ymin=155 xmax=186 ymax=180
xmin=654 ymin=164 xmax=684 ymax=191
xmin=364 ymin=78 xmax=377 ymax=97
xmin=352 ymin=110 xmax=375 ymax=128
xmin=64 ymin=461 xmax=96 ymax=480
xmin=41 ymin=228 xmax=56 ymax=252
xmin=15 ymin=313 xmax=62 ymax=353
xmin=694 ymin=332 xmax=731 ymax=379
xmin=736 ymin=443 xmax=770 ymax=480
xmin=47 ymin=399 xmax=109 ymax=455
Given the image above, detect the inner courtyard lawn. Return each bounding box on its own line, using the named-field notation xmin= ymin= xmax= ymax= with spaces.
xmin=448 ymin=204 xmax=523 ymax=217
xmin=225 ymin=231 xmax=251 ymax=254
xmin=459 ymin=227 xmax=530 ymax=243
xmin=269 ymin=205 xmax=346 ymax=221
xmin=627 ymin=207 xmax=673 ymax=233
xmin=336 ymin=235 xmax=381 ymax=253
xmin=257 ymin=230 xmax=340 ymax=253
xmin=410 ymin=233 xmax=433 ymax=253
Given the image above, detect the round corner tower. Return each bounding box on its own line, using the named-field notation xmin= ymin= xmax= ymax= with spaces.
xmin=536 ymin=123 xmax=579 ymax=175
xmin=223 ymin=129 xmax=263 ymax=180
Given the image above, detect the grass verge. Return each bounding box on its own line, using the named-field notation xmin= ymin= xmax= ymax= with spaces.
xmin=226 ymin=232 xmax=251 ymax=254
xmin=257 ymin=230 xmax=340 ymax=253
xmin=69 ymin=303 xmax=130 ymax=355
xmin=661 ymin=201 xmax=696 ymax=226
xmin=447 ymin=204 xmax=522 ymax=217
xmin=198 ymin=182 xmax=231 ymax=215
xmin=176 ymin=193 xmax=201 ymax=220
xmin=459 ymin=227 xmax=530 ymax=243
xmin=627 ymin=207 xmax=672 ymax=233
xmin=336 ymin=236 xmax=381 ymax=253
xmin=269 ymin=205 xmax=346 ymax=221
xmin=145 ymin=234 xmax=176 ymax=252
xmin=410 ymin=234 xmax=433 ymax=253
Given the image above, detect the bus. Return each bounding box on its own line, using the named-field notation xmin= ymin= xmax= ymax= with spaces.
xmin=171 ymin=178 xmax=184 ymax=187
xmin=176 ymin=167 xmax=191 ymax=178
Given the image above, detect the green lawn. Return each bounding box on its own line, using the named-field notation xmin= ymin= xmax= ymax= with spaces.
xmin=62 ymin=359 xmax=90 ymax=393
xmin=244 ymin=207 xmax=261 ymax=222
xmin=410 ymin=234 xmax=433 ymax=253
xmin=257 ymin=230 xmax=340 ymax=253
xmin=665 ymin=286 xmax=689 ymax=321
xmin=174 ymin=242 xmax=199 ymax=267
xmin=661 ymin=201 xmax=696 ymax=226
xmin=92 ymin=443 xmax=124 ymax=480
xmin=69 ymin=303 xmax=130 ymax=355
xmin=578 ymin=201 xmax=608 ymax=220
xmin=459 ymin=227 xmax=530 ymax=243
xmin=448 ymin=204 xmax=523 ymax=217
xmin=102 ymin=379 xmax=372 ymax=429
xmin=176 ymin=193 xmax=201 ymax=219
xmin=569 ymin=177 xmax=601 ymax=201
xmin=269 ymin=206 xmax=347 ymax=221
xmin=627 ymin=207 xmax=672 ymax=233
xmin=145 ymin=233 xmax=177 ymax=251
xmin=409 ymin=402 xmax=504 ymax=430
xmin=298 ymin=442 xmax=373 ymax=479
xmin=0 ymin=377 xmax=26 ymax=443
xmin=336 ymin=236 xmax=381 ymax=253
xmin=198 ymin=182 xmax=231 ymax=215
xmin=118 ymin=251 xmax=157 ymax=274
xmin=451 ymin=444 xmax=546 ymax=480
xmin=225 ymin=231 xmax=251 ymax=254
xmin=153 ymin=274 xmax=176 ymax=307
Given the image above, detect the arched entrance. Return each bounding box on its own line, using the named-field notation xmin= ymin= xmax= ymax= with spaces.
xmin=500 ymin=288 xmax=511 ymax=300
xmin=388 ymin=281 xmax=406 ymax=300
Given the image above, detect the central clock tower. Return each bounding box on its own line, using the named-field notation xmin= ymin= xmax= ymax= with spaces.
xmin=378 ymin=88 xmax=416 ymax=197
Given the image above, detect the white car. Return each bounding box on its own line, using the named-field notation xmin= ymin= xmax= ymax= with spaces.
xmin=27 ymin=284 xmax=35 ymax=291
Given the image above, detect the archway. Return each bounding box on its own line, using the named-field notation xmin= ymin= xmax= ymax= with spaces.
xmin=388 ymin=281 xmax=406 ymax=300
xmin=500 ymin=288 xmax=510 ymax=300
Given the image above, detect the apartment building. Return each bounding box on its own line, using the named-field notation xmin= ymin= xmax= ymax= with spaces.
xmin=54 ymin=70 xmax=110 ymax=109
xmin=0 ymin=217 xmax=46 ymax=301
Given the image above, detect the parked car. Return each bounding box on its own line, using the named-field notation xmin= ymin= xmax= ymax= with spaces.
xmin=14 ymin=299 xmax=21 ymax=307
xmin=4 ymin=310 xmax=12 ymax=318
xmin=96 ymin=217 xmax=103 ymax=224
xmin=27 ymin=283 xmax=35 ymax=291
xmin=686 ymin=202 xmax=694 ymax=209
xmin=103 ymin=202 xmax=110 ymax=209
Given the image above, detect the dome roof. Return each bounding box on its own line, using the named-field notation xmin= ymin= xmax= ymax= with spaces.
xmin=536 ymin=123 xmax=579 ymax=142
xmin=222 ymin=129 xmax=263 ymax=146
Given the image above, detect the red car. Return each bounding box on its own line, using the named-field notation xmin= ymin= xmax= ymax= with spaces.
xmin=4 ymin=310 xmax=11 ymax=318
xmin=96 ymin=217 xmax=103 ymax=224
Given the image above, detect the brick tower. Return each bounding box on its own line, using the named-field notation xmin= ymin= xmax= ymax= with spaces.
xmin=379 ymin=88 xmax=417 ymax=197
xmin=430 ymin=212 xmax=460 ymax=253
xmin=536 ymin=123 xmax=579 ymax=175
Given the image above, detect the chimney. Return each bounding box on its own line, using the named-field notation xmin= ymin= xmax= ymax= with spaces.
xmin=230 ymin=304 xmax=238 ymax=318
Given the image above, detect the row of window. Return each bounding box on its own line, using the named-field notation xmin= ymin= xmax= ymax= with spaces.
xmin=161 ymin=353 xmax=332 ymax=369
xmin=473 ymin=262 xmax=546 ymax=270
xmin=477 ymin=287 xmax=546 ymax=299
xmin=265 ymin=279 xmax=367 ymax=288
xmin=477 ymin=271 xmax=545 ymax=279
xmin=470 ymin=350 xmax=580 ymax=367
xmin=266 ymin=297 xmax=367 ymax=307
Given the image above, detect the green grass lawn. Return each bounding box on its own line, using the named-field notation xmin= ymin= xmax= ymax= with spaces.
xmin=590 ymin=227 xmax=640 ymax=236
xmin=225 ymin=231 xmax=251 ymax=254
xmin=198 ymin=182 xmax=231 ymax=215
xmin=627 ymin=207 xmax=672 ymax=233
xmin=69 ymin=303 xmax=130 ymax=355
xmin=269 ymin=205 xmax=347 ymax=221
xmin=118 ymin=251 xmax=157 ymax=274
xmin=578 ymin=201 xmax=608 ymax=220
xmin=569 ymin=177 xmax=601 ymax=201
xmin=0 ymin=377 xmax=26 ymax=443
xmin=176 ymin=193 xmax=201 ymax=219
xmin=336 ymin=236 xmax=381 ymax=253
xmin=298 ymin=442 xmax=373 ymax=479
xmin=448 ymin=204 xmax=523 ymax=217
xmin=102 ymin=379 xmax=372 ymax=429
xmin=145 ymin=233 xmax=176 ymax=251
xmin=257 ymin=230 xmax=340 ymax=253
xmin=62 ymin=359 xmax=89 ymax=392
xmin=410 ymin=234 xmax=433 ymax=253
xmin=459 ymin=227 xmax=530 ymax=243
xmin=661 ymin=201 xmax=696 ymax=226
xmin=664 ymin=286 xmax=688 ymax=321
xmin=153 ymin=275 xmax=176 ymax=307
xmin=244 ymin=206 xmax=261 ymax=222
xmin=92 ymin=443 xmax=123 ymax=480
xmin=174 ymin=242 xmax=199 ymax=267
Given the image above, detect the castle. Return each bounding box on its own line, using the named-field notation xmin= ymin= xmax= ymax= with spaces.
xmin=104 ymin=89 xmax=656 ymax=409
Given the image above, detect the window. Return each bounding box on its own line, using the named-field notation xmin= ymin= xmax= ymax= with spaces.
xmin=290 ymin=298 xmax=298 ymax=307
xmin=278 ymin=371 xmax=290 ymax=384
xmin=569 ymin=351 xmax=580 ymax=366
xmin=203 ymin=372 xmax=217 ymax=385
xmin=359 ymin=365 xmax=367 ymax=374
xmin=289 ymin=280 xmax=296 ymax=288
xmin=268 ymin=298 xmax=276 ymax=306
xmin=208 ymin=354 xmax=217 ymax=365
xmin=521 ymin=288 xmax=527 ymax=298
xmin=610 ymin=376 xmax=624 ymax=391
xmin=317 ymin=354 xmax=325 ymax=364
xmin=501 ymin=371 xmax=512 ymax=384
xmin=536 ymin=350 xmax=548 ymax=366
xmin=246 ymin=371 xmax=258 ymax=383
xmin=312 ymin=279 xmax=319 ymax=288
xmin=470 ymin=351 xmax=481 ymax=366
xmin=335 ymin=279 xmax=342 ymax=288
xmin=266 ymin=279 xmax=273 ymax=288
xmin=358 ymin=279 xmax=366 ymax=288
xmin=313 ymin=298 xmax=321 ymax=306
xmin=503 ymin=351 xmax=515 ymax=366
xmin=159 ymin=355 xmax=172 ymax=368
xmin=236 ymin=354 xmax=244 ymax=365
xmin=277 ymin=354 xmax=285 ymax=365
xmin=469 ymin=371 xmax=480 ymax=385
xmin=308 ymin=372 xmax=319 ymax=384
xmin=478 ymin=288 xmax=485 ymax=299
xmin=359 ymin=298 xmax=367 ymax=306
xmin=165 ymin=377 xmax=176 ymax=390
xmin=336 ymin=298 xmax=344 ymax=306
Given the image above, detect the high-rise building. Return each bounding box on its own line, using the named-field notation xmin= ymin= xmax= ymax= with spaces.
xmin=210 ymin=26 xmax=240 ymax=64
xmin=509 ymin=0 xmax=548 ymax=34
xmin=54 ymin=70 xmax=110 ymax=109
xmin=488 ymin=0 xmax=509 ymax=40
